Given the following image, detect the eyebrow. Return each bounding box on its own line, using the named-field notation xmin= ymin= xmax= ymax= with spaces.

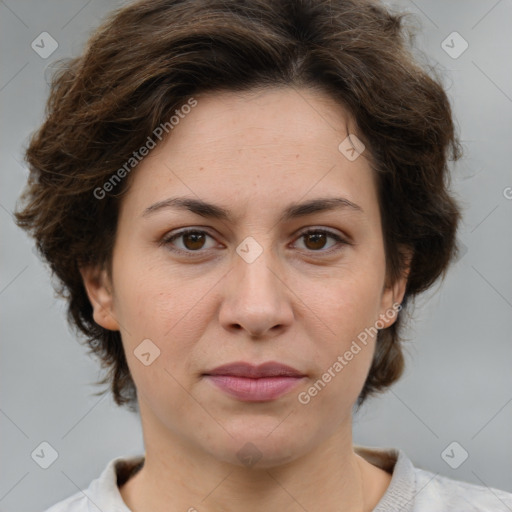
xmin=142 ymin=196 xmax=364 ymax=222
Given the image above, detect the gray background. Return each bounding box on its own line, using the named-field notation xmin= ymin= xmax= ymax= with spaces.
xmin=1 ymin=1 xmax=511 ymax=510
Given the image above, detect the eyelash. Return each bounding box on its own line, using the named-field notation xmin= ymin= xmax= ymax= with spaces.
xmin=160 ymin=227 xmax=350 ymax=258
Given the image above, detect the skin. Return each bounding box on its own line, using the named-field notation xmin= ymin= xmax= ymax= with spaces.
xmin=81 ymin=86 xmax=409 ymax=512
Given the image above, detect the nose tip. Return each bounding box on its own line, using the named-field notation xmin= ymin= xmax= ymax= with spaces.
xmin=218 ymin=246 xmax=294 ymax=338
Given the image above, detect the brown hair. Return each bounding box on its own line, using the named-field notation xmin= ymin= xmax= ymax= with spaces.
xmin=14 ymin=0 xmax=463 ymax=411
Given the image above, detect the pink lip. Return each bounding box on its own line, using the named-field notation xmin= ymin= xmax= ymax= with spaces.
xmin=203 ymin=361 xmax=306 ymax=402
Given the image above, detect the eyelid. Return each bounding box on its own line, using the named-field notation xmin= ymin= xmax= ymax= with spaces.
xmin=294 ymin=226 xmax=351 ymax=243
xmin=292 ymin=227 xmax=351 ymax=254
xmin=159 ymin=227 xmax=220 ymax=250
xmin=160 ymin=226 xmax=351 ymax=256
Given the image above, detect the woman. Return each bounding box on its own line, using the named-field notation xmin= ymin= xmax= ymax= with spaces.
xmin=15 ymin=0 xmax=512 ymax=510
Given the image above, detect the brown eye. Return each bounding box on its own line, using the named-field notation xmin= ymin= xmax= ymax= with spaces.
xmin=181 ymin=232 xmax=206 ymax=250
xmin=162 ymin=229 xmax=217 ymax=255
xmin=294 ymin=229 xmax=347 ymax=254
xmin=303 ymin=232 xmax=328 ymax=250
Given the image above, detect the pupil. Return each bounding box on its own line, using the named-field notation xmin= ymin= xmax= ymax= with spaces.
xmin=306 ymin=233 xmax=326 ymax=250
xmin=185 ymin=232 xmax=205 ymax=250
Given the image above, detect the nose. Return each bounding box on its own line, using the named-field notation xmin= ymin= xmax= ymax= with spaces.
xmin=218 ymin=243 xmax=294 ymax=338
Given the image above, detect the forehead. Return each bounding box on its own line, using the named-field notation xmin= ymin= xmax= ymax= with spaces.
xmin=167 ymin=87 xmax=360 ymax=153
xmin=119 ymin=86 xmax=379 ymax=224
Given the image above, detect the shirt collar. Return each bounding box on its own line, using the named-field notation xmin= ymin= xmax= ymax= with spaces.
xmin=88 ymin=447 xmax=416 ymax=512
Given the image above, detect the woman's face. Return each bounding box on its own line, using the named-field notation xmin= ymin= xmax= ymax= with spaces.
xmin=83 ymin=86 xmax=407 ymax=468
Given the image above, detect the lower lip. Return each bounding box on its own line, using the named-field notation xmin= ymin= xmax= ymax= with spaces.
xmin=205 ymin=375 xmax=305 ymax=402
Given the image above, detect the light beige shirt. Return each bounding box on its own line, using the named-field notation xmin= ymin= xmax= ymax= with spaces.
xmin=43 ymin=446 xmax=512 ymax=511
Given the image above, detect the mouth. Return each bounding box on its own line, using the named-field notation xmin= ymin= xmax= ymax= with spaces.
xmin=202 ymin=361 xmax=307 ymax=402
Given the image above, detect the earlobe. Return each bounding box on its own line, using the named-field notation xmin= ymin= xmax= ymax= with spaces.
xmin=79 ymin=265 xmax=120 ymax=331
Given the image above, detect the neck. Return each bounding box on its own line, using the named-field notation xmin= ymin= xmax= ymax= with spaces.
xmin=119 ymin=409 xmax=391 ymax=512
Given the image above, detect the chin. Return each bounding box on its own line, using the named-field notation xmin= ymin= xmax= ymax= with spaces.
xmin=201 ymin=422 xmax=317 ymax=470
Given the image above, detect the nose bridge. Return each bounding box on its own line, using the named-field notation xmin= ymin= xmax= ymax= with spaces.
xmin=234 ymin=234 xmax=283 ymax=305
xmin=219 ymin=234 xmax=293 ymax=336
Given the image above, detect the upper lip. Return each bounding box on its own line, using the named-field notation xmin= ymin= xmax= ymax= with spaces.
xmin=204 ymin=361 xmax=305 ymax=378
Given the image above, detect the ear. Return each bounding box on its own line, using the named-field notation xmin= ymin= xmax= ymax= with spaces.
xmin=79 ymin=265 xmax=120 ymax=331
xmin=377 ymin=246 xmax=413 ymax=329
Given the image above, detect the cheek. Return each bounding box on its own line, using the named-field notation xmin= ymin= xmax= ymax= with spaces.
xmin=310 ymin=267 xmax=384 ymax=345
xmin=111 ymin=257 xmax=215 ymax=380
xmin=299 ymin=268 xmax=383 ymax=395
xmin=112 ymin=252 xmax=184 ymax=335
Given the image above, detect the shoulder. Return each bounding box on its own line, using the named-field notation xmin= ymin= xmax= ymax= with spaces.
xmin=41 ymin=455 xmax=144 ymax=512
xmin=42 ymin=491 xmax=88 ymax=512
xmin=412 ymin=466 xmax=512 ymax=512
xmin=355 ymin=445 xmax=512 ymax=512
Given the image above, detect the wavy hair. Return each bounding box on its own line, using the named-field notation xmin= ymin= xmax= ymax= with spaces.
xmin=15 ymin=0 xmax=463 ymax=410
